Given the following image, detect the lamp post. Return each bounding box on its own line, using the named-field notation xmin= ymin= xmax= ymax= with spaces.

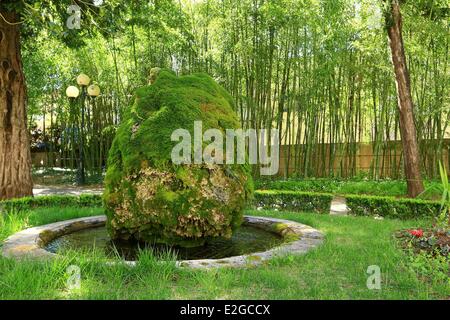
xmin=76 ymin=74 xmax=91 ymax=185
xmin=87 ymin=84 xmax=101 ymax=98
xmin=66 ymin=74 xmax=99 ymax=185
xmin=87 ymin=84 xmax=101 ymax=173
xmin=65 ymin=85 xmax=80 ymax=183
xmin=65 ymin=86 xmax=80 ymax=99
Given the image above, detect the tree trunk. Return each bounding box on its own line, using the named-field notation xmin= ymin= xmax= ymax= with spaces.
xmin=0 ymin=11 xmax=33 ymax=200
xmin=386 ymin=1 xmax=424 ymax=198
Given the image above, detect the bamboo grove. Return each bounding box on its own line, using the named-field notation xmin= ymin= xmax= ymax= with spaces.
xmin=23 ymin=0 xmax=449 ymax=179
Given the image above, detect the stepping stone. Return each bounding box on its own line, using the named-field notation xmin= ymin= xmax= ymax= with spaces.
xmin=330 ymin=196 xmax=349 ymax=216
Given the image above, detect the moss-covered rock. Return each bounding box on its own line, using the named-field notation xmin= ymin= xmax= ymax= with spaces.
xmin=104 ymin=69 xmax=253 ymax=247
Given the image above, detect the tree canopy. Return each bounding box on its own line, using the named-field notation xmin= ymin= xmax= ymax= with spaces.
xmin=2 ymin=0 xmax=450 ymax=183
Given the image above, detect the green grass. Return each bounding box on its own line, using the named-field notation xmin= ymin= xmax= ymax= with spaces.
xmin=256 ymin=179 xmax=443 ymax=199
xmin=0 ymin=206 xmax=448 ymax=299
xmin=0 ymin=207 xmax=103 ymax=242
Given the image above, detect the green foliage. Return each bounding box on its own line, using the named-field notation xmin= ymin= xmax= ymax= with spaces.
xmin=17 ymin=0 xmax=449 ymax=181
xmin=256 ymin=178 xmax=442 ymax=199
xmin=1 ymin=0 xmax=128 ymax=47
xmin=3 ymin=206 xmax=448 ymax=299
xmin=437 ymin=162 xmax=450 ymax=228
xmin=32 ymin=168 xmax=104 ymax=186
xmin=108 ymin=70 xmax=238 ymax=170
xmin=0 ymin=206 xmax=103 ymax=243
xmin=256 ymin=179 xmax=342 ymax=193
xmin=257 ymin=179 xmax=443 ymax=219
xmin=0 ymin=195 xmax=102 ymax=213
xmin=346 ymin=194 xmax=441 ymax=220
xmin=254 ymin=190 xmax=333 ymax=214
xmin=104 ymin=70 xmax=253 ymax=247
xmin=406 ymin=249 xmax=450 ymax=286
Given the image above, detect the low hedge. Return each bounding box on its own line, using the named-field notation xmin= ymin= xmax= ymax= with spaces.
xmin=346 ymin=194 xmax=442 ymax=220
xmin=256 ymin=179 xmax=341 ymax=193
xmin=0 ymin=192 xmax=334 ymax=215
xmin=0 ymin=194 xmax=103 ymax=212
xmin=254 ymin=190 xmax=333 ymax=214
xmin=1 ymin=191 xmax=440 ymax=220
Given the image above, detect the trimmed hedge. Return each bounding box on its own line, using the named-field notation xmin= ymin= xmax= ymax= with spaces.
xmin=1 ymin=191 xmax=440 ymax=220
xmin=0 ymin=194 xmax=102 ymax=212
xmin=256 ymin=179 xmax=341 ymax=193
xmin=346 ymin=194 xmax=442 ymax=220
xmin=0 ymin=192 xmax=334 ymax=215
xmin=254 ymin=190 xmax=333 ymax=214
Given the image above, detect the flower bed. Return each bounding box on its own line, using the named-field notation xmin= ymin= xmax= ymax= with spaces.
xmin=395 ymin=228 xmax=450 ymax=257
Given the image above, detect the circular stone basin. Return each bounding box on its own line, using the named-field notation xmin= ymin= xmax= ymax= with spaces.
xmin=45 ymin=225 xmax=284 ymax=261
xmin=1 ymin=215 xmax=324 ymax=269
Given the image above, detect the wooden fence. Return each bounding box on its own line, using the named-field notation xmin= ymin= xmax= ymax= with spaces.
xmin=278 ymin=140 xmax=450 ymax=178
xmin=32 ymin=139 xmax=450 ymax=179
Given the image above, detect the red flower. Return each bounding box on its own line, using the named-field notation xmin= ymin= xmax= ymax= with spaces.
xmin=408 ymin=229 xmax=424 ymax=238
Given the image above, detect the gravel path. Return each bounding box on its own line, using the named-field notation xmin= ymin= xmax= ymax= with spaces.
xmin=33 ymin=185 xmax=104 ymax=196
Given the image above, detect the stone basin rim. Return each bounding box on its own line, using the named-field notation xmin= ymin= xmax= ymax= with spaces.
xmin=1 ymin=215 xmax=324 ymax=269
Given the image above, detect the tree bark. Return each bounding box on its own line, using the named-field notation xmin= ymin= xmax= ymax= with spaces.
xmin=0 ymin=11 xmax=33 ymax=200
xmin=386 ymin=1 xmax=424 ymax=197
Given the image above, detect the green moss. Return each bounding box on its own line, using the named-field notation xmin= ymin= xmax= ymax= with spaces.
xmin=271 ymin=223 xmax=290 ymax=233
xmin=269 ymin=223 xmax=299 ymax=243
xmin=38 ymin=230 xmax=57 ymax=245
xmin=156 ymin=189 xmax=179 ymax=203
xmin=104 ymin=69 xmax=253 ymax=247
xmin=283 ymin=233 xmax=301 ymax=243
xmin=246 ymin=255 xmax=263 ymax=262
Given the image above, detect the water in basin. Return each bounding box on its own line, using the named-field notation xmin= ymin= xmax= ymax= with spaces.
xmin=45 ymin=225 xmax=283 ymax=261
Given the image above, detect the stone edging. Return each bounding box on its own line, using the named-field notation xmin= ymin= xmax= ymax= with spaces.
xmin=1 ymin=215 xmax=324 ymax=269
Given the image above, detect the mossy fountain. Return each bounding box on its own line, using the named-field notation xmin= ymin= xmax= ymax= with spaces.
xmin=1 ymin=69 xmax=324 ymax=268
xmin=103 ymin=68 xmax=253 ymax=247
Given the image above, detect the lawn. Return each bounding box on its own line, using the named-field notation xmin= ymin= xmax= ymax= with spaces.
xmin=0 ymin=206 xmax=448 ymax=300
xmin=256 ymin=179 xmax=443 ymax=199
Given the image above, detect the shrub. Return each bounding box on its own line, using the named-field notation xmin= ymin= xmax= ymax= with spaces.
xmin=346 ymin=194 xmax=441 ymax=220
xmin=0 ymin=195 xmax=102 ymax=212
xmin=254 ymin=190 xmax=333 ymax=214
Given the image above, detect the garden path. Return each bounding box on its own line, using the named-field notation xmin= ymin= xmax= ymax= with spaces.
xmin=329 ymin=196 xmax=349 ymax=216
xmin=33 ymin=185 xmax=104 ymax=196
